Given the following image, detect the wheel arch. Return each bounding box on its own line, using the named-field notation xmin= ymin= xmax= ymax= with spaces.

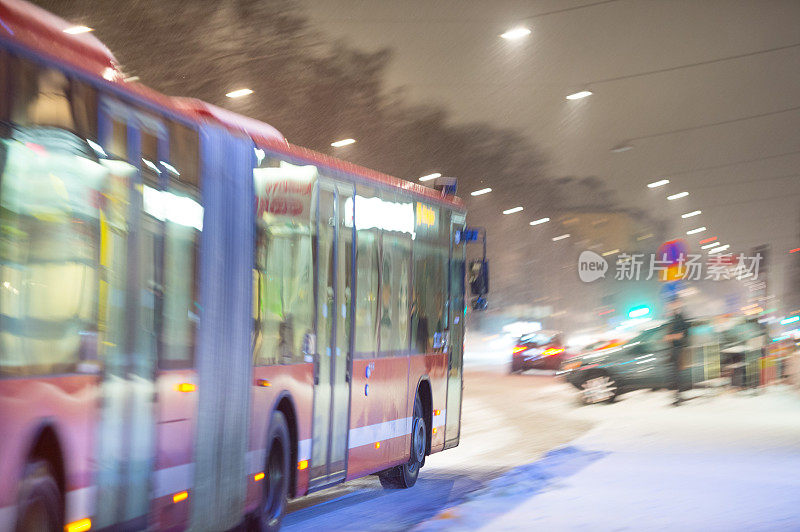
xmin=414 ymin=377 xmax=433 ymax=456
xmin=268 ymin=391 xmax=299 ymax=498
xmin=22 ymin=420 xmax=66 ymax=516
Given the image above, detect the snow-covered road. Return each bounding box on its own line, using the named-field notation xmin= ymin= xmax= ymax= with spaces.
xmin=283 ymin=370 xmax=589 ymax=530
xmin=418 ymin=386 xmax=800 ymax=531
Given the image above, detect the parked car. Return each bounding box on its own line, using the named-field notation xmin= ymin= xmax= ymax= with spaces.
xmin=510 ymin=330 xmax=565 ymax=372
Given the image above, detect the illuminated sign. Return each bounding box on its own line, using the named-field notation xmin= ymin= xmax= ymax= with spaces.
xmin=344 ymin=196 xmax=415 ymax=237
xmin=253 ymin=161 xmax=316 ymax=219
xmin=416 ymin=202 xmax=436 ymax=227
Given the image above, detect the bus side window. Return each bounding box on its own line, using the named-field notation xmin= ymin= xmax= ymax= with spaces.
xmin=252 ymin=157 xmax=314 ymax=366
xmin=355 ymin=229 xmax=378 ymax=358
xmin=412 ymin=241 xmax=447 ymax=353
xmin=379 ymin=233 xmax=410 ymax=355
xmin=0 ymin=55 xmax=107 ymax=375
xmin=159 ymin=122 xmax=202 ymax=369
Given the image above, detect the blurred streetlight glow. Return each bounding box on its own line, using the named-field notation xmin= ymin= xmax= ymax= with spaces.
xmin=667 ymin=191 xmax=689 ymax=200
xmin=647 ymin=179 xmax=670 ymax=188
xmin=682 ymin=210 xmax=702 ymax=218
xmin=686 ymin=227 xmax=706 ymax=235
xmin=502 ymin=206 xmax=523 ymax=215
xmin=63 ymin=25 xmax=93 ymax=34
xmin=701 ymin=242 xmax=720 ymax=250
xmin=566 ymin=90 xmax=592 ymax=100
xmin=331 ymin=138 xmax=356 ymax=147
xmin=530 ymin=217 xmax=550 ymax=226
xmin=500 ymin=27 xmax=531 ymax=40
xmin=419 ymin=172 xmax=441 ymax=182
xmin=226 ymin=88 xmax=253 ymax=98
xmin=471 ymin=188 xmax=492 ymax=196
xmin=552 ymin=234 xmax=570 ymax=241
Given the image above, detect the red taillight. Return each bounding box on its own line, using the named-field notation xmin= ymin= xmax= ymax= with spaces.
xmin=512 ymin=345 xmax=527 ymax=354
xmin=542 ymin=348 xmax=565 ymax=357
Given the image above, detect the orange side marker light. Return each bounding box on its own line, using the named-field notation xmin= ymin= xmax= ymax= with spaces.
xmin=433 ymin=409 xmax=441 ymax=416
xmin=254 ymin=472 xmax=265 ymax=482
xmin=65 ymin=518 xmax=92 ymax=532
xmin=175 ymin=383 xmax=196 ymax=393
xmin=297 ymin=460 xmax=309 ymax=470
xmin=173 ymin=491 xmax=188 ymax=503
xmin=256 ymin=379 xmax=272 ymax=387
xmin=432 ymin=428 xmax=438 ymax=435
xmin=374 ymin=442 xmax=381 ymax=449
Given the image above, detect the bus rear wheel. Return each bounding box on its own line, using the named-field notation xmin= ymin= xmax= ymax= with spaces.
xmin=15 ymin=460 xmax=61 ymax=532
xmin=378 ymin=395 xmax=426 ymax=489
xmin=255 ymin=411 xmax=290 ymax=532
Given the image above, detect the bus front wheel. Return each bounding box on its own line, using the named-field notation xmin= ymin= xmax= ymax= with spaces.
xmin=15 ymin=460 xmax=62 ymax=532
xmin=378 ymin=395 xmax=426 ymax=489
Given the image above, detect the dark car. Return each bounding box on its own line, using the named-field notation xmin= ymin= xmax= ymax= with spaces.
xmin=560 ymin=320 xmax=761 ymax=404
xmin=510 ymin=330 xmax=565 ymax=372
xmin=560 ymin=324 xmax=683 ymax=404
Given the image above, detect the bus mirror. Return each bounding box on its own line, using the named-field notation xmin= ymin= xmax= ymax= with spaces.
xmin=469 ymin=260 xmax=489 ymax=297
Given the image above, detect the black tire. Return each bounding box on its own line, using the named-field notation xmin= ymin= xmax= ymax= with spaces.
xmin=579 ymin=372 xmax=618 ymax=405
xmin=15 ymin=460 xmax=62 ymax=532
xmin=378 ymin=395 xmax=426 ymax=489
xmin=254 ymin=411 xmax=290 ymax=532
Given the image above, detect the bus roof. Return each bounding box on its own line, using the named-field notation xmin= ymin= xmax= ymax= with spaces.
xmin=0 ymin=0 xmax=464 ymax=209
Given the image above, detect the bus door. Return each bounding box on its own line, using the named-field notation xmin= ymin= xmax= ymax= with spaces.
xmin=444 ymin=214 xmax=466 ymax=448
xmin=92 ymin=100 xmax=161 ymax=528
xmin=308 ymin=180 xmax=353 ymax=488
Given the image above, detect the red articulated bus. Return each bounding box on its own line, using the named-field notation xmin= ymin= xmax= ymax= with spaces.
xmin=0 ymin=1 xmax=467 ymax=530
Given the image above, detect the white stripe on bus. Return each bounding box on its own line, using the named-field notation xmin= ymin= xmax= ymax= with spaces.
xmin=247 ymin=439 xmax=312 ymax=475
xmin=0 ymin=506 xmax=15 ymax=532
xmin=65 ymin=485 xmax=96 ymax=523
xmin=348 ymin=417 xmax=412 ymax=449
xmin=152 ymin=462 xmax=194 ymax=499
xmin=433 ymin=409 xmax=446 ymax=428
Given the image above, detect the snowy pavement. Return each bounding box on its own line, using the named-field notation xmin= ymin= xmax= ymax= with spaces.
xmin=416 ymin=386 xmax=800 ymax=531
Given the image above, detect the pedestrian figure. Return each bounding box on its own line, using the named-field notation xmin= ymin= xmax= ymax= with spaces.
xmin=664 ymin=298 xmax=689 ymax=406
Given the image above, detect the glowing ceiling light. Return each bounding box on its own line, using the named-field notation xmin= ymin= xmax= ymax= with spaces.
xmin=530 ymin=217 xmax=550 ymax=226
xmin=682 ymin=210 xmax=701 ymax=218
xmin=566 ymin=90 xmax=592 ymax=100
xmin=500 ymin=27 xmax=531 ymax=40
xmin=552 ymin=234 xmax=570 ymax=241
xmin=471 ymin=188 xmax=492 ymax=196
xmin=686 ymin=227 xmax=707 ymax=235
xmin=667 ymin=191 xmax=689 ymax=200
xmin=502 ymin=206 xmax=523 ymax=214
xmin=330 ymin=138 xmax=356 ymax=147
xmin=701 ymin=242 xmax=720 ymax=249
xmin=647 ymin=179 xmax=670 ymax=188
xmin=226 ymin=88 xmax=253 ymax=98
